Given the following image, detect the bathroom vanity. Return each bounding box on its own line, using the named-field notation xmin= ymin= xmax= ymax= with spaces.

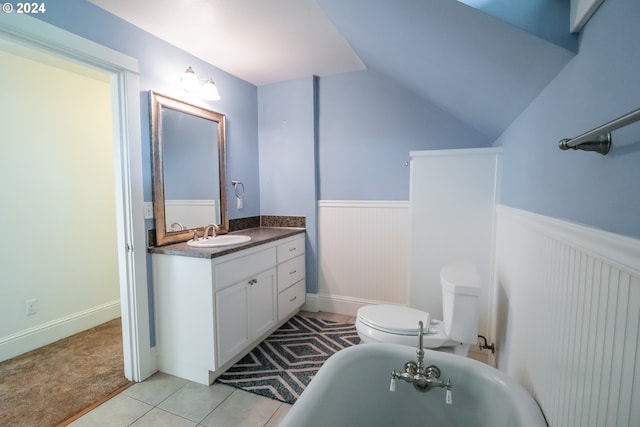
xmin=150 ymin=228 xmax=305 ymax=385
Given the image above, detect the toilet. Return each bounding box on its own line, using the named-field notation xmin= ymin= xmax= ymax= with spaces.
xmin=355 ymin=263 xmax=481 ymax=356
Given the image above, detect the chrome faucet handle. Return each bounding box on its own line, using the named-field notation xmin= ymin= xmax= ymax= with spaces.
xmin=416 ymin=320 xmax=425 ymax=368
xmin=192 ymin=230 xmax=200 ymax=241
xmin=426 ymin=365 xmax=441 ymax=379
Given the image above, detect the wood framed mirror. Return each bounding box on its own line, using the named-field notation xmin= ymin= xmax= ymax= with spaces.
xmin=149 ymin=91 xmax=227 ymax=246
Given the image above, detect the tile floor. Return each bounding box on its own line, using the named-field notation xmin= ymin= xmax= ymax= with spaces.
xmin=68 ymin=311 xmax=490 ymax=426
xmin=67 ymin=312 xmax=351 ymax=427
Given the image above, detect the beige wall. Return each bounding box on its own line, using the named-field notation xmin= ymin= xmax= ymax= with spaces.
xmin=0 ymin=45 xmax=119 ymax=360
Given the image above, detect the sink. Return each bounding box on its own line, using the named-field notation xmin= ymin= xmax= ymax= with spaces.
xmin=187 ymin=235 xmax=251 ymax=248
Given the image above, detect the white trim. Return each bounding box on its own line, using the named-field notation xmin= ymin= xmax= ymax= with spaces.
xmin=0 ymin=13 xmax=137 ymax=72
xmin=318 ymin=200 xmax=410 ymax=209
xmin=0 ymin=301 xmax=121 ymax=362
xmin=301 ymin=294 xmax=320 ymax=312
xmin=410 ymin=147 xmax=502 ymax=158
xmin=497 ymin=205 xmax=640 ymax=275
xmin=0 ymin=14 xmax=152 ymax=381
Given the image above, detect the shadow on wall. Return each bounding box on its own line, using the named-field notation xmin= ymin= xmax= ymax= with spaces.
xmin=495 ymin=282 xmax=510 ymax=370
xmin=495 ymin=281 xmax=536 ymax=412
xmin=610 ymin=139 xmax=640 ymax=157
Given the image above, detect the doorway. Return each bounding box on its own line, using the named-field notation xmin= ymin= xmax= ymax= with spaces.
xmin=0 ymin=14 xmax=152 ymax=381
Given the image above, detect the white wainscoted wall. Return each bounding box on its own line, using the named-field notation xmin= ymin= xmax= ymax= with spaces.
xmin=495 ymin=205 xmax=640 ymax=426
xmin=165 ymin=199 xmax=220 ymax=230
xmin=314 ymin=200 xmax=410 ymax=314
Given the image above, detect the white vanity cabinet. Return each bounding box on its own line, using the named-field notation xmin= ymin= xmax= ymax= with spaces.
xmin=214 ymin=247 xmax=277 ymax=367
xmin=152 ymin=233 xmax=305 ymax=385
xmin=276 ymin=237 xmax=306 ymax=320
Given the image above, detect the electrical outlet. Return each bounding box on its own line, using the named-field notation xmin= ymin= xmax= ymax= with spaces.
xmin=143 ymin=202 xmax=154 ymax=219
xmin=25 ymin=299 xmax=38 ymax=316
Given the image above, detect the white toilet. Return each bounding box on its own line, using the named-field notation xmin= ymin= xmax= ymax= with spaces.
xmin=355 ymin=263 xmax=481 ymax=356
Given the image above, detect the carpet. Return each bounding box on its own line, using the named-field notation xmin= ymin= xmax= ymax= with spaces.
xmin=0 ymin=318 xmax=132 ymax=427
xmin=217 ymin=315 xmax=360 ymax=404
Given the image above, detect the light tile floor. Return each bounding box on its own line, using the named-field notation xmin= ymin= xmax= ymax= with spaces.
xmin=68 ymin=311 xmax=491 ymax=426
xmin=68 ymin=312 xmax=349 ymax=427
xmin=68 ymin=372 xmax=288 ymax=427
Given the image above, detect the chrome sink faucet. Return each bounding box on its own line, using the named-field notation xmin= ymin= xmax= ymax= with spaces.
xmin=390 ymin=321 xmax=452 ymax=393
xmin=203 ymin=224 xmax=220 ymax=239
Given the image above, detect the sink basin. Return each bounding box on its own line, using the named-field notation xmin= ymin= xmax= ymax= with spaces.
xmin=187 ymin=235 xmax=251 ymax=248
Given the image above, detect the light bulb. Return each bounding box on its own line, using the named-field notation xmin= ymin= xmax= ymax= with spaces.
xmin=201 ymin=78 xmax=220 ymax=101
xmin=180 ymin=66 xmax=199 ymax=93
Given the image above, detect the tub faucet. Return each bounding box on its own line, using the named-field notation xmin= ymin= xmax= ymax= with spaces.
xmin=390 ymin=321 xmax=452 ymax=393
xmin=203 ymin=224 xmax=219 ymax=239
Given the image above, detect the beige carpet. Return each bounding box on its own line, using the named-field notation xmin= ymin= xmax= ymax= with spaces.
xmin=0 ymin=318 xmax=132 ymax=427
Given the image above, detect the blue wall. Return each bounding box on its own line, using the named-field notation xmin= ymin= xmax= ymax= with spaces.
xmin=457 ymin=0 xmax=577 ymax=52
xmin=258 ymin=77 xmax=319 ymax=292
xmin=317 ymin=70 xmax=492 ymax=200
xmin=496 ymin=0 xmax=640 ymax=239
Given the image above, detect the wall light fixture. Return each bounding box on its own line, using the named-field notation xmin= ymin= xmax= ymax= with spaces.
xmin=180 ymin=66 xmax=220 ymax=101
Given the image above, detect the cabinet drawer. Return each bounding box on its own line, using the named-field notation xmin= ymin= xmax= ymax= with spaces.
xmin=278 ymin=280 xmax=305 ymax=321
xmin=277 ymin=237 xmax=305 ymax=263
xmin=215 ymin=248 xmax=276 ymax=289
xmin=277 ymin=255 xmax=305 ymax=292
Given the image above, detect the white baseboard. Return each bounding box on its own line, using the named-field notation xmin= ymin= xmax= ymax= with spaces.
xmin=303 ymin=293 xmax=405 ymax=317
xmin=301 ymin=293 xmax=319 ymax=312
xmin=0 ymin=300 xmax=121 ymax=362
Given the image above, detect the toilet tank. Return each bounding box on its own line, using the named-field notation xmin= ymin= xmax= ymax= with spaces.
xmin=440 ymin=263 xmax=481 ymax=344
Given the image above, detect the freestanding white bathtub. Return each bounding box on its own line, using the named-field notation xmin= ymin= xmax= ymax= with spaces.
xmin=280 ymin=343 xmax=547 ymax=427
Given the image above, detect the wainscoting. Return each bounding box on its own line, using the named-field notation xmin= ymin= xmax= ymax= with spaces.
xmin=495 ymin=205 xmax=639 ymax=426
xmin=315 ymin=200 xmax=410 ymax=315
xmin=165 ymin=199 xmax=219 ymax=229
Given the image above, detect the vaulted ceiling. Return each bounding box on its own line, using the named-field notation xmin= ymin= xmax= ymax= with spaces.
xmin=89 ymin=0 xmax=577 ymax=140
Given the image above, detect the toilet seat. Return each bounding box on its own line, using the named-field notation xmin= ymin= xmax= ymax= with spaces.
xmin=356 ymin=305 xmax=461 ymax=351
xmin=356 ymin=305 xmax=431 ymax=335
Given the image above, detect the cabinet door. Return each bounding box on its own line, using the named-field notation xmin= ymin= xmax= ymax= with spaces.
xmin=216 ymin=281 xmax=250 ymax=367
xmin=250 ymin=268 xmax=277 ymax=339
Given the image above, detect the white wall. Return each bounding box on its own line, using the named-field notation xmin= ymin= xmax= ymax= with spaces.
xmin=0 ymin=45 xmax=120 ymax=361
xmin=315 ymin=200 xmax=410 ymax=315
xmin=495 ymin=205 xmax=640 ymax=426
xmin=409 ymin=149 xmax=499 ymax=337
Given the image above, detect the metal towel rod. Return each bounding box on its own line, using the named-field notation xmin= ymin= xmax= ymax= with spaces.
xmin=559 ymin=107 xmax=640 ymax=155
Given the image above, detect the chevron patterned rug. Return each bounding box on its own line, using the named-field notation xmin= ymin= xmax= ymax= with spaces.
xmin=217 ymin=315 xmax=360 ymax=404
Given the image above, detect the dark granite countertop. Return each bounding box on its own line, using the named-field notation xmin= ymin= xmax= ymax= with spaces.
xmin=148 ymin=227 xmax=305 ymax=259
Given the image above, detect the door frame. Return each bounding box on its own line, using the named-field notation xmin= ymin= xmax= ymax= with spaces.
xmin=0 ymin=14 xmax=153 ymax=381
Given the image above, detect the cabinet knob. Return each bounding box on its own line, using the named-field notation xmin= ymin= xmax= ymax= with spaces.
xmin=289 ymin=296 xmax=297 ymax=302
xmin=248 ymin=278 xmax=257 ymax=285
xmin=289 ymin=270 xmax=297 ymax=275
xmin=289 ymin=247 xmax=296 ymax=252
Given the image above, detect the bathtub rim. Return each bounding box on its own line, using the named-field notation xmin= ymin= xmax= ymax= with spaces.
xmin=281 ymin=343 xmax=547 ymax=427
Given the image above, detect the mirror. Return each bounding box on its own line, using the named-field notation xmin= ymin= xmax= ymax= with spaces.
xmin=150 ymin=91 xmax=228 ymax=246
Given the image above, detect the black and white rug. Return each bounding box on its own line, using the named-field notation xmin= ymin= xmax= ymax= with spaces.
xmin=217 ymin=315 xmax=360 ymax=404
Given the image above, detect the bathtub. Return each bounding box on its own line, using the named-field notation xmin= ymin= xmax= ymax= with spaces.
xmin=280 ymin=343 xmax=547 ymax=427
